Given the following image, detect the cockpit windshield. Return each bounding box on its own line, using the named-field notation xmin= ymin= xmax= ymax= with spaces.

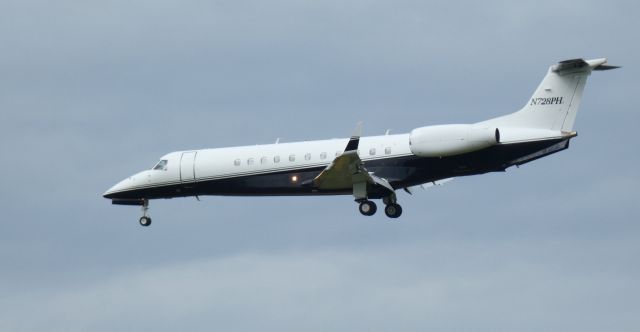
xmin=152 ymin=159 xmax=168 ymax=170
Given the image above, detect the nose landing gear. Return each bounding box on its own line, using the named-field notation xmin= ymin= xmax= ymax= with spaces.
xmin=139 ymin=199 xmax=152 ymax=227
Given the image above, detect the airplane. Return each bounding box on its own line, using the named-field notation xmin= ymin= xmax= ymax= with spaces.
xmin=103 ymin=58 xmax=617 ymax=227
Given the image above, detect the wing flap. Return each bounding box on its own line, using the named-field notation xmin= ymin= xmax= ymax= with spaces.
xmin=403 ymin=178 xmax=454 ymax=195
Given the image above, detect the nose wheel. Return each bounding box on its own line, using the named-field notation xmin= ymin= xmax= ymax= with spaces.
xmin=139 ymin=199 xmax=152 ymax=227
xmin=139 ymin=216 xmax=152 ymax=226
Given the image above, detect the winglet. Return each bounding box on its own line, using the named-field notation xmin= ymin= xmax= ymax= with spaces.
xmin=344 ymin=121 xmax=363 ymax=152
xmin=352 ymin=121 xmax=363 ymax=138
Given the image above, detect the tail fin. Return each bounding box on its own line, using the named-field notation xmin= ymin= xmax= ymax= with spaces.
xmin=479 ymin=58 xmax=618 ymax=131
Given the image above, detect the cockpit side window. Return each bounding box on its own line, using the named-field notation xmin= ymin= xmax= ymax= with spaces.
xmin=153 ymin=159 xmax=168 ymax=170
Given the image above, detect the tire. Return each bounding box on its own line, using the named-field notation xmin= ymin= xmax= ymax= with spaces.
xmin=139 ymin=216 xmax=152 ymax=227
xmin=384 ymin=204 xmax=402 ymax=218
xmin=359 ymin=200 xmax=377 ymax=216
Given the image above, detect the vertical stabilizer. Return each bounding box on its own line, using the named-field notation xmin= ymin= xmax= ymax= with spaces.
xmin=478 ymin=58 xmax=617 ymax=131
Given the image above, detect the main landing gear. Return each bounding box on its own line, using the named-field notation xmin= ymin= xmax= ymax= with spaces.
xmin=357 ymin=196 xmax=402 ymax=219
xmin=139 ymin=199 xmax=152 ymax=227
xmin=384 ymin=203 xmax=402 ymax=218
xmin=359 ymin=200 xmax=377 ymax=216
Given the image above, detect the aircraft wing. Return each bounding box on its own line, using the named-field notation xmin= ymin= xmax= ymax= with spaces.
xmin=312 ymin=123 xmax=394 ymax=195
xmin=403 ymin=178 xmax=454 ymax=195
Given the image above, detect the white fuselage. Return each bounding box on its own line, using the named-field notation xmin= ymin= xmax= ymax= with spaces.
xmin=104 ymin=134 xmax=413 ymax=197
xmin=103 ymin=57 xmax=615 ymax=224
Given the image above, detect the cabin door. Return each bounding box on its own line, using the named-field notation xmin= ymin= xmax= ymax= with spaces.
xmin=180 ymin=151 xmax=197 ymax=182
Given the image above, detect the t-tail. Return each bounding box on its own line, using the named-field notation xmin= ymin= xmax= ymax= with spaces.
xmin=479 ymin=58 xmax=619 ymax=131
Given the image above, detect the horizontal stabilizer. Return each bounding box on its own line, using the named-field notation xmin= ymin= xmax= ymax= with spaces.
xmin=552 ymin=58 xmax=619 ymax=74
xmin=593 ymin=64 xmax=620 ymax=71
xmin=552 ymin=58 xmax=590 ymax=73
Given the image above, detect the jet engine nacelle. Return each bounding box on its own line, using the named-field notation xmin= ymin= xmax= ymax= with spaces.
xmin=409 ymin=124 xmax=500 ymax=157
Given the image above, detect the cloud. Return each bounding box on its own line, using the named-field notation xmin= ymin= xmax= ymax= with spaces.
xmin=0 ymin=0 xmax=638 ymax=331
xmin=2 ymin=238 xmax=638 ymax=332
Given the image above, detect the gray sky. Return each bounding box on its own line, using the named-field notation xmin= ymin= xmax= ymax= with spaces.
xmin=1 ymin=0 xmax=638 ymax=331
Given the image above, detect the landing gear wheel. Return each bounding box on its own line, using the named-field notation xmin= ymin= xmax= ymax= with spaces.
xmin=138 ymin=199 xmax=152 ymax=227
xmin=359 ymin=200 xmax=377 ymax=216
xmin=139 ymin=216 xmax=152 ymax=227
xmin=384 ymin=203 xmax=402 ymax=218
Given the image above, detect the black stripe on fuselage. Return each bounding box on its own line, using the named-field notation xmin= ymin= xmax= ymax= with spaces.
xmin=105 ymin=138 xmax=571 ymax=200
xmin=103 ymin=153 xmax=414 ymax=196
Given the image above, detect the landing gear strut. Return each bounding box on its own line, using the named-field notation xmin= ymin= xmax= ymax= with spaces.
xmin=139 ymin=199 xmax=152 ymax=227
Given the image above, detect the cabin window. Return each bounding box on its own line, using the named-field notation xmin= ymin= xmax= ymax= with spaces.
xmin=289 ymin=154 xmax=296 ymax=162
xmin=261 ymin=156 xmax=268 ymax=165
xmin=153 ymin=160 xmax=168 ymax=170
xmin=234 ymin=159 xmax=241 ymax=166
xmin=274 ymin=155 xmax=280 ymax=163
xmin=385 ymin=147 xmax=392 ymax=155
xmin=369 ymin=148 xmax=376 ymax=156
xmin=247 ymin=158 xmax=255 ymax=165
xmin=305 ymin=153 xmax=311 ymax=161
xmin=320 ymin=152 xmax=327 ymax=160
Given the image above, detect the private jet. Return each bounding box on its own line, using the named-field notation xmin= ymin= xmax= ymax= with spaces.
xmin=103 ymin=58 xmax=617 ymax=226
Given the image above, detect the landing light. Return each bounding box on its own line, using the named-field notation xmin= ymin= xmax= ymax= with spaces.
xmin=291 ymin=175 xmax=298 ymax=182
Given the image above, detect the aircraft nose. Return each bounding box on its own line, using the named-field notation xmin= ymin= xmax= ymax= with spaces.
xmin=103 ymin=177 xmax=134 ymax=199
